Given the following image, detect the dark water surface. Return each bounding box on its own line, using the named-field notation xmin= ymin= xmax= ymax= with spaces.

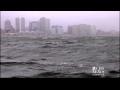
xmin=0 ymin=36 xmax=120 ymax=78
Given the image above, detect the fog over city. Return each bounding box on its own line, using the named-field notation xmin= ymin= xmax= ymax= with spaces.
xmin=1 ymin=11 xmax=119 ymax=32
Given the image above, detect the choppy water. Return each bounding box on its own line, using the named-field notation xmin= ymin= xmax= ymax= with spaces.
xmin=0 ymin=36 xmax=120 ymax=78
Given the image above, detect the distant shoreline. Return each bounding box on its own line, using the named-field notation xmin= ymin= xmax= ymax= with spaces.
xmin=1 ymin=34 xmax=119 ymax=39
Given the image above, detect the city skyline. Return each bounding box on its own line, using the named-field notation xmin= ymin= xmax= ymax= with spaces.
xmin=1 ymin=11 xmax=119 ymax=32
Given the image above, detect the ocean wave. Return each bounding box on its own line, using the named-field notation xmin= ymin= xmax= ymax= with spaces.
xmin=0 ymin=61 xmax=37 ymax=66
xmin=10 ymin=72 xmax=116 ymax=78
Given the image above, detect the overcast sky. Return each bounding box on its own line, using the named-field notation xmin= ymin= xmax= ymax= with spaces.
xmin=1 ymin=11 xmax=119 ymax=32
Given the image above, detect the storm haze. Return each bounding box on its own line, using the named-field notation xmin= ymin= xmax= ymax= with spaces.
xmin=1 ymin=11 xmax=119 ymax=31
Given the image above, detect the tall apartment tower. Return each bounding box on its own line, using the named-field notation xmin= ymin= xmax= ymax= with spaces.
xmin=5 ymin=20 xmax=11 ymax=30
xmin=39 ymin=17 xmax=46 ymax=34
xmin=4 ymin=20 xmax=15 ymax=33
xmin=15 ymin=17 xmax=20 ymax=32
xmin=68 ymin=26 xmax=73 ymax=34
xmin=46 ymin=19 xmax=50 ymax=34
xmin=39 ymin=17 xmax=50 ymax=34
xmin=21 ymin=17 xmax=25 ymax=32
xmin=91 ymin=25 xmax=96 ymax=35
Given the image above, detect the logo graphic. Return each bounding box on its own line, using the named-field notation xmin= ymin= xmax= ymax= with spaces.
xmin=92 ymin=66 xmax=104 ymax=76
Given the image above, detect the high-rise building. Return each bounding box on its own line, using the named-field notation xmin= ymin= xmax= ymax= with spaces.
xmin=5 ymin=20 xmax=11 ymax=30
xmin=15 ymin=17 xmax=20 ymax=32
xmin=67 ymin=24 xmax=93 ymax=36
xmin=21 ymin=17 xmax=25 ymax=32
xmin=46 ymin=19 xmax=50 ymax=34
xmin=77 ymin=24 xmax=83 ymax=35
xmin=78 ymin=24 xmax=87 ymax=35
xmin=96 ymin=30 xmax=102 ymax=36
xmin=91 ymin=25 xmax=96 ymax=35
xmin=4 ymin=20 xmax=13 ymax=33
xmin=51 ymin=25 xmax=64 ymax=35
xmin=29 ymin=21 xmax=39 ymax=31
xmin=11 ymin=25 xmax=15 ymax=33
xmin=86 ymin=25 xmax=92 ymax=35
xmin=68 ymin=26 xmax=73 ymax=34
xmin=39 ymin=17 xmax=50 ymax=34
xmin=72 ymin=25 xmax=78 ymax=35
xmin=39 ymin=17 xmax=46 ymax=34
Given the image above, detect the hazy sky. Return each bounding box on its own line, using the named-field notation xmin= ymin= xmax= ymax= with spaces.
xmin=1 ymin=11 xmax=119 ymax=31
